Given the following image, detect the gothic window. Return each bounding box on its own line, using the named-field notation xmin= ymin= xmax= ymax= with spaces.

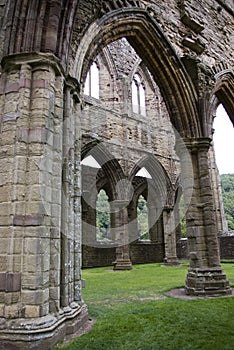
xmin=84 ymin=62 xmax=99 ymax=99
xmin=137 ymin=195 xmax=149 ymax=240
xmin=96 ymin=189 xmax=111 ymax=241
xmin=131 ymin=73 xmax=146 ymax=116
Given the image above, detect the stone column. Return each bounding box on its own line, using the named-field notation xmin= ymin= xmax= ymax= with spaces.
xmin=0 ymin=53 xmax=87 ymax=349
xmin=177 ymin=137 xmax=231 ymax=296
xmin=81 ymin=192 xmax=97 ymax=246
xmin=163 ymin=209 xmax=179 ymax=265
xmin=127 ymin=199 xmax=138 ymax=243
xmin=112 ymin=200 xmax=132 ymax=270
xmin=208 ymin=144 xmax=228 ymax=234
xmin=148 ymin=204 xmax=162 ymax=242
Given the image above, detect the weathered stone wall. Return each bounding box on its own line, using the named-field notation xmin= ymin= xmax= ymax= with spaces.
xmin=82 ymin=242 xmax=165 ymax=267
xmin=82 ymin=245 xmax=116 ymax=267
xmin=219 ymin=236 xmax=234 ymax=260
xmin=81 ymin=39 xmax=179 ymax=183
xmin=84 ymin=237 xmax=234 ymax=268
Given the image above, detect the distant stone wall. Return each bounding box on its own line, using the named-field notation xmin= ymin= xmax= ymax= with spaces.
xmin=130 ymin=242 xmax=165 ymax=264
xmin=82 ymin=245 xmax=116 ymax=267
xmin=219 ymin=236 xmax=234 ymax=260
xmin=177 ymin=236 xmax=234 ymax=260
xmin=82 ymin=242 xmax=165 ymax=267
xmin=82 ymin=236 xmax=234 ymax=268
xmin=176 ymin=239 xmax=189 ymax=260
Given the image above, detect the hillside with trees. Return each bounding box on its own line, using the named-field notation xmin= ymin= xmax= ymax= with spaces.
xmin=220 ymin=174 xmax=234 ymax=231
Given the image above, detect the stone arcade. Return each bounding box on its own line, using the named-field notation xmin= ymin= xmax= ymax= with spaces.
xmin=0 ymin=1 xmax=233 ymax=349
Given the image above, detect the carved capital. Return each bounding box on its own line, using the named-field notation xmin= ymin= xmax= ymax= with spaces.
xmin=176 ymin=137 xmax=212 ymax=155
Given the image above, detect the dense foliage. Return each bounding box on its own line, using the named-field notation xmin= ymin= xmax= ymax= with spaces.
xmin=96 ymin=192 xmax=150 ymax=241
xmin=220 ymin=173 xmax=234 ymax=231
xmin=137 ymin=195 xmax=149 ymax=240
xmin=96 ymin=189 xmax=110 ymax=240
xmin=96 ymin=174 xmax=234 ymax=240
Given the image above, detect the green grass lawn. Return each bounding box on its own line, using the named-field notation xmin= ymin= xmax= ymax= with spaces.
xmin=56 ymin=262 xmax=234 ymax=350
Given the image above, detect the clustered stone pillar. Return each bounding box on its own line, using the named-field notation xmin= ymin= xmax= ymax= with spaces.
xmin=0 ymin=53 xmax=87 ymax=350
xmin=178 ymin=138 xmax=231 ymax=296
xmin=112 ymin=200 xmax=132 ymax=270
xmin=208 ymin=145 xmax=228 ymax=234
xmin=163 ymin=209 xmax=179 ymax=266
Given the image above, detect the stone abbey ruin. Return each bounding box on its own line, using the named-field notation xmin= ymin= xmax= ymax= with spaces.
xmin=0 ymin=0 xmax=233 ymax=349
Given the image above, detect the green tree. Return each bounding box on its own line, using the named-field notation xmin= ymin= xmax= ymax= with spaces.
xmin=179 ymin=194 xmax=187 ymax=238
xmin=96 ymin=189 xmax=110 ymax=240
xmin=137 ymin=195 xmax=149 ymax=240
xmin=220 ymin=174 xmax=234 ymax=231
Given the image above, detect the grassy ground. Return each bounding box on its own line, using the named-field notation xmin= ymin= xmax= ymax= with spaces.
xmin=56 ymin=261 xmax=234 ymax=350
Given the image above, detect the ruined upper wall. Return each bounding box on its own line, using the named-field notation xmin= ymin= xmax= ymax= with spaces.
xmin=0 ymin=0 xmax=233 ymax=138
xmin=0 ymin=1 xmax=233 ymax=73
xmin=69 ymin=0 xmax=234 ymax=76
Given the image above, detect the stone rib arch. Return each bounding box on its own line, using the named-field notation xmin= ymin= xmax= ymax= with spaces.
xmin=1 ymin=0 xmax=76 ymax=64
xmin=129 ymin=155 xmax=174 ymax=210
xmin=213 ymin=70 xmax=234 ymax=125
xmin=101 ymin=46 xmax=119 ymax=80
xmin=206 ymin=70 xmax=234 ymax=138
xmin=81 ymin=139 xmax=128 ymax=201
xmin=129 ymin=61 xmax=156 ymax=94
xmin=71 ymin=8 xmax=200 ymax=137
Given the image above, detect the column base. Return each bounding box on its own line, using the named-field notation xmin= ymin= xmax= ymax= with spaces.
xmin=113 ymin=259 xmax=132 ymax=270
xmin=0 ymin=304 xmax=88 ymax=350
xmin=163 ymin=256 xmax=180 ymax=266
xmin=185 ymin=267 xmax=232 ymax=296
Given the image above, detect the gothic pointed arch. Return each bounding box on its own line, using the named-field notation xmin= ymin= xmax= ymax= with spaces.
xmin=130 ymin=155 xmax=175 ymax=210
xmin=206 ymin=70 xmax=234 ymax=138
xmin=70 ymin=8 xmax=200 ymax=137
xmin=213 ymin=70 xmax=234 ymax=125
xmin=0 ymin=0 xmax=77 ymax=64
xmin=81 ymin=139 xmax=127 ymax=201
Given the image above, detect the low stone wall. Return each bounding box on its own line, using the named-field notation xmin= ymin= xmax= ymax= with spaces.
xmin=130 ymin=242 xmax=164 ymax=264
xmin=177 ymin=236 xmax=234 ymax=260
xmin=176 ymin=239 xmax=188 ymax=260
xmin=82 ymin=236 xmax=234 ymax=268
xmin=219 ymin=235 xmax=234 ymax=260
xmin=82 ymin=242 xmax=165 ymax=267
xmin=82 ymin=245 xmax=116 ymax=267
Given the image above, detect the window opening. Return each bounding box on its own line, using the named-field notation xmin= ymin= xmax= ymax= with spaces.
xmin=137 ymin=195 xmax=149 ymax=240
xmin=84 ymin=62 xmax=99 ymax=99
xmin=131 ymin=73 xmax=146 ymax=116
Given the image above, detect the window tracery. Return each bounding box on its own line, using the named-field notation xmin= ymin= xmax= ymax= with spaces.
xmin=131 ymin=73 xmax=146 ymax=115
xmin=84 ymin=62 xmax=100 ymax=99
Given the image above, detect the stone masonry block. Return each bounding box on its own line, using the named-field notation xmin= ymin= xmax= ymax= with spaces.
xmin=0 ymin=303 xmax=4 ymax=317
xmin=13 ymin=214 xmax=44 ymax=226
xmin=24 ymin=305 xmax=40 ymax=318
xmin=4 ymin=304 xmax=19 ymax=318
xmin=0 ymin=272 xmax=21 ymax=292
xmin=21 ymin=274 xmax=41 ymax=290
xmin=21 ymin=289 xmax=49 ymax=305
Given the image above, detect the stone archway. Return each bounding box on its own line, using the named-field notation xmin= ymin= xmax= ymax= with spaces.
xmin=71 ymin=7 xmax=200 ymax=138
xmin=0 ymin=1 xmax=233 ymax=349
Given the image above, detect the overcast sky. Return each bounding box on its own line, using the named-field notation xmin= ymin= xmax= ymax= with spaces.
xmin=213 ymin=104 xmax=234 ymax=175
